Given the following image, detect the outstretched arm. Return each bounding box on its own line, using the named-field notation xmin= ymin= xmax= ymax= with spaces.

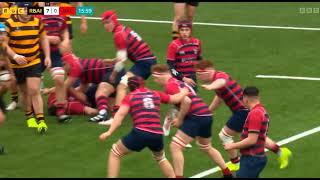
xmin=99 ymin=105 xmax=130 ymax=141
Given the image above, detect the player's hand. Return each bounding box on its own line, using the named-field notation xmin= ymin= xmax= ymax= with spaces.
xmin=181 ymin=87 xmax=189 ymax=96
xmin=13 ymin=54 xmax=27 ymax=65
xmin=80 ymin=21 xmax=88 ymax=34
xmin=224 ymin=143 xmax=234 ymax=151
xmin=99 ymin=132 xmax=111 ymax=141
xmin=201 ymin=84 xmax=212 ymax=91
xmin=48 ymin=36 xmax=61 ymax=45
xmin=171 ymin=118 xmax=182 ymax=128
xmin=183 ymin=77 xmax=196 ymax=87
xmin=44 ymin=57 xmax=52 ymax=69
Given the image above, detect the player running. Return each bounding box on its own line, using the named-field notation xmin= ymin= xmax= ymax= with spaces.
xmin=61 ymin=52 xmax=126 ymax=123
xmin=151 ymin=64 xmax=233 ymax=178
xmin=99 ymin=76 xmax=189 ymax=178
xmin=224 ymin=86 xmax=269 ymax=178
xmin=100 ymin=10 xmax=157 ymax=123
xmin=195 ymin=60 xmax=292 ymax=171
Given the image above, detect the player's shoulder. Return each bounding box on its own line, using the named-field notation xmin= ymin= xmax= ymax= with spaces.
xmin=191 ymin=37 xmax=201 ymax=44
xmin=214 ymin=71 xmax=229 ymax=79
xmin=170 ymin=39 xmax=181 ymax=47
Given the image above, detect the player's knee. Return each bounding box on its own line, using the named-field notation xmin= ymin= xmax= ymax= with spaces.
xmin=111 ymin=143 xmax=125 ymax=158
xmin=219 ymin=129 xmax=234 ymax=145
xmin=119 ymin=75 xmax=129 ymax=87
xmin=196 ymin=141 xmax=211 ymax=153
xmin=51 ymin=68 xmax=65 ymax=81
xmin=171 ymin=136 xmax=187 ymax=150
xmin=153 ymin=152 xmax=167 ymax=164
xmin=28 ymin=85 xmax=40 ymax=96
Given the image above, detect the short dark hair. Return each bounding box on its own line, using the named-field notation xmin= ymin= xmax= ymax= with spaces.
xmin=243 ymin=86 xmax=259 ymax=97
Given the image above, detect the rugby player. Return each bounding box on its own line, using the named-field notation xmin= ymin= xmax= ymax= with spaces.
xmin=151 ymin=64 xmax=233 ymax=178
xmin=99 ymin=76 xmax=189 ymax=178
xmin=195 ymin=60 xmax=292 ymax=170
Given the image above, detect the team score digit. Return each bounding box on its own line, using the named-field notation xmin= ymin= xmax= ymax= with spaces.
xmin=130 ymin=31 xmax=142 ymax=41
xmin=143 ymin=98 xmax=155 ymax=109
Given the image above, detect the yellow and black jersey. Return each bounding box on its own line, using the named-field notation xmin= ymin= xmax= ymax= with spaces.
xmin=0 ymin=13 xmax=11 ymax=23
xmin=5 ymin=15 xmax=46 ymax=68
xmin=0 ymin=2 xmax=15 ymax=22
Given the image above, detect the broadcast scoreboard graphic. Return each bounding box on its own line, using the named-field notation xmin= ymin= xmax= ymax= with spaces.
xmin=1 ymin=4 xmax=94 ymax=16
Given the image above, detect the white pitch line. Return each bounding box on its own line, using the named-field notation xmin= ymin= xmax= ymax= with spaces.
xmin=190 ymin=126 xmax=320 ymax=178
xmin=256 ymin=75 xmax=320 ymax=81
xmin=70 ymin=16 xmax=320 ymax=31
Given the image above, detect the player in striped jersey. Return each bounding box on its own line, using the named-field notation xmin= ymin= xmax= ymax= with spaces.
xmin=195 ymin=60 xmax=292 ymax=171
xmin=61 ymin=52 xmax=126 ymax=122
xmin=151 ymin=64 xmax=233 ymax=178
xmin=167 ymin=18 xmax=202 ymax=91
xmin=0 ymin=2 xmax=19 ymax=111
xmin=224 ymin=86 xmax=269 ymax=178
xmin=100 ymin=10 xmax=157 ymax=122
xmin=4 ymin=2 xmax=51 ymax=133
xmin=36 ymin=3 xmax=71 ymax=122
xmin=99 ymin=76 xmax=189 ymax=178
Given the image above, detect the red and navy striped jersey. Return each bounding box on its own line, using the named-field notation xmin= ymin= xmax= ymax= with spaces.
xmin=121 ymin=87 xmax=171 ymax=134
xmin=113 ymin=24 xmax=156 ymax=62
xmin=36 ymin=15 xmax=67 ymax=51
xmin=212 ymin=71 xmax=246 ymax=112
xmin=165 ymin=77 xmax=212 ymax=117
xmin=68 ymin=58 xmax=114 ymax=84
xmin=240 ymin=104 xmax=269 ymax=156
xmin=166 ymin=37 xmax=202 ymax=78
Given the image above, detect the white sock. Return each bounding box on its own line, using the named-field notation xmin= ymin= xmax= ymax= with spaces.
xmin=99 ymin=109 xmax=107 ymax=115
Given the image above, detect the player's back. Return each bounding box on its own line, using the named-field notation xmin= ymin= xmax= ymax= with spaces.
xmin=113 ymin=24 xmax=156 ymax=62
xmin=79 ymin=58 xmax=113 ymax=84
xmin=38 ymin=15 xmax=66 ymax=37
xmin=125 ymin=87 xmax=163 ymax=134
xmin=166 ymin=77 xmax=211 ymax=117
xmin=213 ymin=71 xmax=246 ymax=112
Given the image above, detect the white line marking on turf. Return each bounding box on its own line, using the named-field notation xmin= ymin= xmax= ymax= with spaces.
xmin=256 ymin=75 xmax=320 ymax=81
xmin=189 ymin=126 xmax=320 ymax=178
xmin=71 ymin=16 xmax=320 ymax=31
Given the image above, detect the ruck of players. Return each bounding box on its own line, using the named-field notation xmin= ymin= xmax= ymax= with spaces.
xmin=0 ymin=2 xmax=293 ymax=178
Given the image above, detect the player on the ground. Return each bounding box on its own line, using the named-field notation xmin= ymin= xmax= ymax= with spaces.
xmin=36 ymin=2 xmax=71 ymax=122
xmin=100 ymin=10 xmax=157 ymax=123
xmin=172 ymin=2 xmax=199 ymax=40
xmin=46 ymin=86 xmax=98 ymax=117
xmin=195 ymin=60 xmax=292 ymax=171
xmin=99 ymin=76 xmax=189 ymax=178
xmin=224 ymin=86 xmax=268 ymax=178
xmin=61 ymin=52 xmax=126 ymax=122
xmin=151 ymin=64 xmax=233 ymax=178
xmin=5 ymin=2 xmax=51 ymax=133
xmin=167 ymin=18 xmax=202 ymax=91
